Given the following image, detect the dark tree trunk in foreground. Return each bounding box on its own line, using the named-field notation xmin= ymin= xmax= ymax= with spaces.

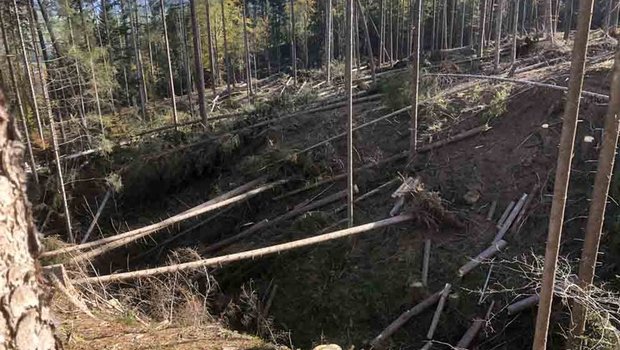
xmin=0 ymin=90 xmax=59 ymax=350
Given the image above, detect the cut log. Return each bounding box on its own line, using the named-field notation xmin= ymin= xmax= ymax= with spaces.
xmin=507 ymin=295 xmax=539 ymax=314
xmin=73 ymin=214 xmax=416 ymax=284
xmin=458 ymin=240 xmax=508 ymax=277
xmin=493 ymin=193 xmax=528 ymax=242
xmin=456 ymin=301 xmax=496 ymax=348
xmin=370 ymin=290 xmax=442 ymax=348
xmin=422 ymin=239 xmax=431 ymax=287
xmin=497 ymin=201 xmax=515 ymax=228
xmin=510 ymin=185 xmax=539 ymax=234
xmin=486 ymin=200 xmax=497 ymax=221
xmin=427 ymin=283 xmax=452 ymax=339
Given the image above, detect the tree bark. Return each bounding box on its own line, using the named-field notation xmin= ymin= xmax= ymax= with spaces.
xmin=242 ymin=0 xmax=253 ymax=96
xmin=205 ymin=0 xmax=217 ymax=96
xmin=221 ymin=0 xmax=232 ymax=92
xmin=511 ymin=0 xmax=519 ymax=65
xmin=410 ymin=0 xmax=422 ymax=159
xmin=189 ymin=0 xmax=208 ymax=125
xmin=494 ymin=0 xmax=503 ymax=71
xmin=326 ymin=0 xmax=332 ymax=83
xmin=290 ymin=0 xmax=298 ymax=84
xmin=0 ymin=9 xmax=38 ymax=185
xmin=356 ymin=0 xmax=376 ymax=82
xmin=531 ymin=0 xmax=596 ymax=344
xmin=160 ymin=0 xmax=178 ymax=126
xmin=346 ymin=0 xmax=354 ymax=227
xmin=563 ymin=0 xmax=572 ymax=40
xmin=477 ymin=0 xmax=487 ymax=57
xmin=13 ymin=0 xmax=45 ymax=145
xmin=0 ymin=90 xmax=59 ymax=350
xmin=570 ymin=43 xmax=620 ymax=346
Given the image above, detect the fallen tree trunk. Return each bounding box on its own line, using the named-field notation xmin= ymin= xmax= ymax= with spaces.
xmin=202 ymin=189 xmax=352 ymax=253
xmin=422 ymin=73 xmax=610 ymax=101
xmin=456 ymin=301 xmax=495 ymax=348
xmin=427 ymin=283 xmax=452 ymax=339
xmin=276 ymin=124 xmax=491 ymax=200
xmin=458 ymin=240 xmax=508 ymax=277
xmin=41 ymin=177 xmax=270 ymax=258
xmin=73 ymin=214 xmax=416 ymax=284
xmin=68 ymin=180 xmax=288 ymax=264
xmin=370 ymin=290 xmax=443 ymax=348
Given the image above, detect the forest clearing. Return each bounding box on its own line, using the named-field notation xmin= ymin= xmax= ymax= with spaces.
xmin=0 ymin=0 xmax=620 ymax=349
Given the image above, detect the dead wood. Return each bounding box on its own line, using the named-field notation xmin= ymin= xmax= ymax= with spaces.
xmin=73 ymin=214 xmax=416 ymax=284
xmin=202 ymin=188 xmax=353 ymax=254
xmin=427 ymin=283 xmax=452 ymax=339
xmin=458 ymin=240 xmax=508 ymax=277
xmin=42 ymin=177 xmax=270 ymax=258
xmin=370 ymin=290 xmax=442 ymax=348
xmin=493 ymin=193 xmax=528 ymax=242
xmin=456 ymin=301 xmax=495 ymax=348
xmin=422 ymin=73 xmax=610 ymax=101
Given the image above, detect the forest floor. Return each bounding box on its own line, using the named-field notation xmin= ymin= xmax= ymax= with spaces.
xmin=44 ymin=31 xmax=620 ymax=349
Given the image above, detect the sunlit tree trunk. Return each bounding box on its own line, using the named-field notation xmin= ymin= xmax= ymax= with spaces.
xmin=410 ymin=0 xmax=422 ymax=160
xmin=221 ymin=0 xmax=232 ymax=91
xmin=511 ymin=0 xmax=519 ymax=65
xmin=532 ymin=0 xmax=596 ymax=344
xmin=205 ymin=0 xmax=217 ymax=95
xmin=0 ymin=8 xmax=38 ymax=184
xmin=494 ymin=0 xmax=503 ymax=71
xmin=242 ymin=0 xmax=253 ymax=96
xmin=160 ymin=0 xmax=178 ymax=126
xmin=477 ymin=0 xmax=487 ymax=57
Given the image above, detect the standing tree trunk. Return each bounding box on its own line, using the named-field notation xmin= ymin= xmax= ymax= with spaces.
xmin=356 ymin=0 xmax=376 ymax=82
xmin=130 ymin=0 xmax=148 ymax=120
xmin=77 ymin=0 xmax=105 ymax=134
xmin=432 ymin=0 xmax=437 ymax=50
xmin=326 ymin=0 xmax=332 ymax=83
xmin=570 ymin=43 xmax=620 ymax=346
xmin=160 ymin=0 xmax=178 ymax=126
xmin=410 ymin=0 xmax=422 ymax=159
xmin=511 ymin=0 xmax=519 ymax=65
xmin=460 ymin=0 xmax=466 ymax=46
xmin=242 ymin=0 xmax=253 ymax=96
xmin=478 ymin=0 xmax=487 ymax=57
xmin=544 ymin=0 xmax=554 ymax=42
xmin=345 ymin=0 xmax=354 ymax=227
xmin=531 ymin=0 xmax=596 ymax=344
xmin=290 ymin=0 xmax=298 ymax=84
xmin=189 ymin=0 xmax=208 ymax=125
xmin=494 ymin=0 xmax=503 ymax=71
xmin=205 ymin=0 xmax=217 ymax=96
xmin=380 ymin=0 xmax=385 ymax=66
xmin=0 ymin=90 xmax=59 ymax=350
xmin=14 ymin=0 xmax=45 ymax=144
xmin=0 ymin=9 xmax=38 ymax=184
xmin=221 ymin=0 xmax=232 ymax=92
xmin=563 ymin=0 xmax=572 ymax=40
